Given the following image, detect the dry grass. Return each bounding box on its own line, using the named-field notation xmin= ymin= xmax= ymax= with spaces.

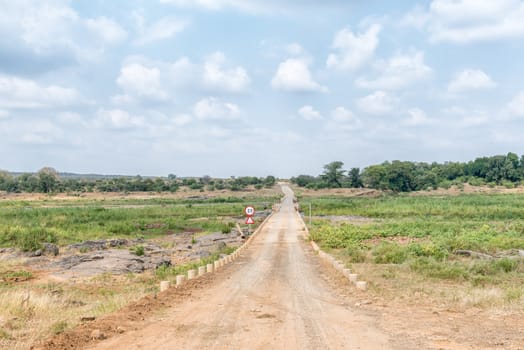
xmin=0 ymin=264 xmax=158 ymax=350
xmin=341 ymin=258 xmax=524 ymax=312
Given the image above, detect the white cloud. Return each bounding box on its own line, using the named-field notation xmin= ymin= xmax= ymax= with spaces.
xmin=417 ymin=0 xmax=524 ymax=43
xmin=443 ymin=106 xmax=491 ymax=126
xmin=133 ymin=13 xmax=188 ymax=45
xmin=271 ymin=58 xmax=327 ymax=93
xmin=20 ymin=120 xmax=64 ymax=145
xmin=95 ymin=109 xmax=144 ymax=129
xmin=356 ymin=91 xmax=397 ymax=115
xmin=0 ymin=74 xmax=80 ymax=109
xmin=326 ymin=24 xmax=381 ymax=71
xmin=193 ymin=97 xmax=240 ymax=120
xmin=172 ymin=114 xmax=192 ymax=126
xmin=202 ymin=52 xmax=251 ymax=93
xmin=331 ymin=106 xmax=356 ymax=122
xmin=119 ymin=53 xmax=250 ymax=96
xmin=326 ymin=107 xmax=361 ymax=132
xmin=356 ymin=51 xmax=432 ymax=90
xmin=0 ymin=1 xmax=126 ymax=63
xmin=116 ymin=63 xmax=167 ymax=101
xmin=403 ymin=108 xmax=433 ymax=126
xmin=508 ymin=91 xmax=524 ymax=117
xmin=85 ymin=17 xmax=127 ymax=44
xmin=298 ymin=105 xmax=323 ymax=120
xmin=447 ymin=69 xmax=496 ymax=93
xmin=285 ymin=43 xmax=306 ymax=56
xmin=159 ymin=0 xmax=349 ymax=14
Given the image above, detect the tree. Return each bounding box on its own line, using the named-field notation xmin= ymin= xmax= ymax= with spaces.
xmin=38 ymin=167 xmax=59 ymax=193
xmin=362 ymin=164 xmax=388 ymax=189
xmin=263 ymin=175 xmax=276 ymax=187
xmin=321 ymin=161 xmax=345 ymax=188
xmin=347 ymin=168 xmax=363 ymax=188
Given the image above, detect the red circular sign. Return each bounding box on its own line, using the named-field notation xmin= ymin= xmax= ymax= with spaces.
xmin=244 ymin=206 xmax=255 ymax=217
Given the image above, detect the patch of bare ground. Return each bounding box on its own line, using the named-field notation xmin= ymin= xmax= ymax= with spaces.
xmin=292 ymin=183 xmax=524 ymax=198
xmin=31 ymin=275 xmax=217 ymax=350
xmin=0 ymin=187 xmax=281 ymax=203
xmin=333 ymin=257 xmax=524 ymax=350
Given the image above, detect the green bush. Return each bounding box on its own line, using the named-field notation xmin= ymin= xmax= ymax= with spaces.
xmin=407 ymin=242 xmax=448 ymax=261
xmin=410 ymin=257 xmax=468 ymax=280
xmin=1 ymin=226 xmax=58 ymax=251
xmin=220 ymin=222 xmax=234 ymax=234
xmin=372 ymin=243 xmax=408 ymax=264
xmin=130 ymin=245 xmax=145 ymax=256
xmin=345 ymin=243 xmax=366 ymax=263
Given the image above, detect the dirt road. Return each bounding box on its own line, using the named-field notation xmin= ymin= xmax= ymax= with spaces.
xmin=89 ymin=185 xmax=390 ymax=350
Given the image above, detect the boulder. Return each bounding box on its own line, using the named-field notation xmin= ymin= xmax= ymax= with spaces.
xmin=43 ymin=243 xmax=59 ymax=256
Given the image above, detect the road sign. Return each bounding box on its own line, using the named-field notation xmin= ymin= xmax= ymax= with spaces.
xmin=246 ymin=216 xmax=255 ymax=225
xmin=244 ymin=206 xmax=255 ymax=217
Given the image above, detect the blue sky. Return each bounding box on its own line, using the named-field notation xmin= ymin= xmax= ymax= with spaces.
xmin=1 ymin=0 xmax=524 ymax=177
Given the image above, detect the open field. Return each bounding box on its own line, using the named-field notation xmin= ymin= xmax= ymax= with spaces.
xmin=0 ymin=187 xmax=280 ymax=350
xmin=297 ymin=187 xmax=524 ymax=348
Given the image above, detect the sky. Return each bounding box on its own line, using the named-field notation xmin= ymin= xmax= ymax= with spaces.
xmin=1 ymin=0 xmax=524 ymax=177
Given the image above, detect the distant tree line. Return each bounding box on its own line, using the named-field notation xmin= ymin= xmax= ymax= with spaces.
xmin=0 ymin=167 xmax=277 ymax=194
xmin=291 ymin=153 xmax=524 ymax=192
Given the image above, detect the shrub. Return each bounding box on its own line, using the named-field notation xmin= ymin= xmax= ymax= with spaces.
xmin=410 ymin=257 xmax=468 ymax=280
xmin=1 ymin=226 xmax=58 ymax=251
xmin=372 ymin=243 xmax=408 ymax=264
xmin=51 ymin=321 xmax=68 ymax=335
xmin=130 ymin=245 xmax=145 ymax=256
xmin=345 ymin=243 xmax=366 ymax=263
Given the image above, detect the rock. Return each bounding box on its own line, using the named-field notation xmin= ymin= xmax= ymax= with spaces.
xmin=31 ymin=249 xmax=43 ymax=257
xmin=108 ymin=239 xmax=127 ymax=247
xmin=519 ymin=250 xmax=524 ymax=257
xmin=43 ymin=243 xmax=59 ymax=256
xmin=216 ymin=241 xmax=227 ymax=250
xmin=80 ymin=316 xmax=96 ymax=322
xmin=52 ymin=254 xmax=104 ymax=270
xmin=116 ymin=326 xmax=126 ymax=334
xmin=90 ymin=329 xmax=105 ymax=340
xmin=69 ymin=240 xmax=108 ymax=252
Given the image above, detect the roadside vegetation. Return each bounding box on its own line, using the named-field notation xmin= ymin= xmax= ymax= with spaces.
xmin=292 ymin=152 xmax=524 ymax=192
xmin=0 ymin=194 xmax=276 ymax=251
xmin=301 ymin=193 xmax=524 ymax=306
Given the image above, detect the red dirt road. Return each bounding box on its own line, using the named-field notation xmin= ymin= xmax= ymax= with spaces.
xmin=88 ymin=186 xmax=391 ymax=349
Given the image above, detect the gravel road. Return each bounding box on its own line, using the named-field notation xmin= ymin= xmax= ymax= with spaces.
xmin=89 ymin=185 xmax=390 ymax=350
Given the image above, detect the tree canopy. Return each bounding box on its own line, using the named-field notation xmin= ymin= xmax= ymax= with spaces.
xmin=291 ymin=153 xmax=524 ymax=192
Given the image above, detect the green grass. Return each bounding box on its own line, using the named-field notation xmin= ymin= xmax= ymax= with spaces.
xmin=0 ymin=196 xmax=277 ymax=250
xmin=303 ymin=193 xmax=524 ymax=284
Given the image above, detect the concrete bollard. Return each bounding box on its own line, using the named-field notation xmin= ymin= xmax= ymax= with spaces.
xmin=207 ymin=263 xmax=214 ymax=273
xmin=198 ymin=266 xmax=206 ymax=276
xmin=176 ymin=275 xmax=185 ymax=286
xmin=343 ymin=268 xmax=352 ymax=278
xmin=356 ymin=281 xmax=367 ymax=291
xmin=348 ymin=274 xmax=358 ymax=284
xmin=160 ymin=280 xmax=170 ymax=292
xmin=188 ymin=269 xmax=197 ymax=280
xmin=214 ymin=260 xmax=220 ymax=270
xmin=219 ymin=259 xmax=225 ymax=267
